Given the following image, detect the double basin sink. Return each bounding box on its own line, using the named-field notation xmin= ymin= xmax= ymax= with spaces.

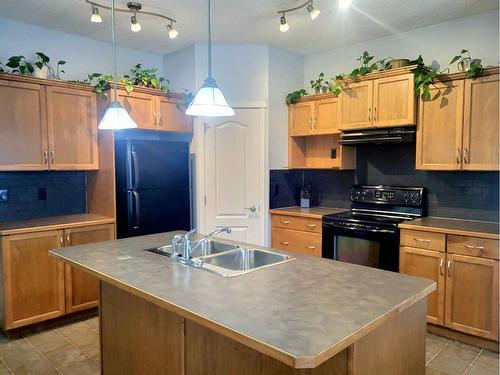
xmin=145 ymin=240 xmax=294 ymax=277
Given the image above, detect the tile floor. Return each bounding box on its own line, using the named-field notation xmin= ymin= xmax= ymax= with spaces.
xmin=0 ymin=317 xmax=497 ymax=374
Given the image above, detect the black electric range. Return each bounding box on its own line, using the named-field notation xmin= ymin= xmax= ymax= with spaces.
xmin=322 ymin=185 xmax=425 ymax=272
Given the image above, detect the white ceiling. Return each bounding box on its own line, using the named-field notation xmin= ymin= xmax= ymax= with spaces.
xmin=0 ymin=0 xmax=498 ymax=56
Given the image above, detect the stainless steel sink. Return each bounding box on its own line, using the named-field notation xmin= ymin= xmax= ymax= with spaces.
xmin=201 ymin=248 xmax=294 ymax=277
xmin=145 ymin=240 xmax=239 ymax=258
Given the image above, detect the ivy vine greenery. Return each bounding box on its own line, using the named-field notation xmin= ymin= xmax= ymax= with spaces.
xmin=3 ymin=53 xmax=66 ymax=79
xmin=310 ymin=72 xmax=329 ymax=92
xmin=286 ymin=89 xmax=308 ymax=105
xmin=450 ymin=49 xmax=483 ymax=79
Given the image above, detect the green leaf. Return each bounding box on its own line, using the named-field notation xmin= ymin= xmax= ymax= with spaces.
xmin=359 ymin=66 xmax=368 ymax=75
xmin=26 ymin=62 xmax=34 ymax=73
xmin=460 ymin=49 xmax=468 ymax=54
xmin=36 ymin=52 xmax=50 ymax=63
xmin=58 ymin=60 xmax=66 ymax=65
xmin=450 ymin=55 xmax=461 ymax=64
xmin=34 ymin=62 xmax=43 ymax=69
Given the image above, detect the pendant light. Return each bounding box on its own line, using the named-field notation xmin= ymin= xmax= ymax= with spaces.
xmin=185 ymin=0 xmax=234 ymax=117
xmin=99 ymin=0 xmax=138 ymax=130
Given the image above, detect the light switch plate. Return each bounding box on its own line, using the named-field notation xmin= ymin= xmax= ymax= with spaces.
xmin=0 ymin=189 xmax=8 ymax=202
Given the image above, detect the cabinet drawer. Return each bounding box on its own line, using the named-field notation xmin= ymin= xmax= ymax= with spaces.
xmin=271 ymin=227 xmax=322 ymax=257
xmin=271 ymin=215 xmax=321 ymax=233
xmin=447 ymin=235 xmax=499 ymax=260
xmin=400 ymin=229 xmax=445 ymax=251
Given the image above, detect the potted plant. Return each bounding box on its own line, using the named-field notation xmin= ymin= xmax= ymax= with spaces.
xmin=5 ymin=55 xmax=34 ymax=75
xmin=450 ymin=49 xmax=483 ymax=78
xmin=310 ymin=73 xmax=329 ymax=94
xmin=285 ymin=89 xmax=308 ymax=105
xmin=33 ymin=52 xmax=50 ymax=79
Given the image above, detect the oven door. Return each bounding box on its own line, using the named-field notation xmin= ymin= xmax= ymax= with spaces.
xmin=322 ymin=222 xmax=400 ymax=271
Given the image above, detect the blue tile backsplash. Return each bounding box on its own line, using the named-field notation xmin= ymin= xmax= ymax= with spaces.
xmin=271 ymin=143 xmax=499 ymax=222
xmin=0 ymin=171 xmax=87 ymax=222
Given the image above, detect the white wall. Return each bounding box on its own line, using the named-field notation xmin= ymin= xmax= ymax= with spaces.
xmin=268 ymin=46 xmax=304 ymax=170
xmin=162 ymin=45 xmax=196 ymax=93
xmin=0 ymin=17 xmax=163 ymax=81
xmin=304 ymin=10 xmax=500 ymax=87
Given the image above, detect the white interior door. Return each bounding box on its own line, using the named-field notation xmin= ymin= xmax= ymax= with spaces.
xmin=204 ymin=108 xmax=264 ymax=245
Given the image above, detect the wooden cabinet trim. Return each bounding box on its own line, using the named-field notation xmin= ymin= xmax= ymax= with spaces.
xmin=271 ymin=227 xmax=322 ymax=257
xmin=313 ymin=97 xmax=340 ymax=135
xmin=338 ymin=80 xmax=373 ymax=130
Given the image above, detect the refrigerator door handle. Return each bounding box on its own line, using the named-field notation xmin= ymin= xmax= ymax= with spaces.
xmin=132 ymin=191 xmax=140 ymax=229
xmin=131 ymin=148 xmax=139 ymax=190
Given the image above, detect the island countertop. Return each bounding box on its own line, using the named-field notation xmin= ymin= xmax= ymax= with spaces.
xmin=50 ymin=231 xmax=435 ymax=369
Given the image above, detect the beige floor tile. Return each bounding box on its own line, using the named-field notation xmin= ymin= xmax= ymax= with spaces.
xmin=1 ymin=338 xmax=58 ymax=375
xmin=59 ymin=358 xmax=99 ymax=375
xmin=426 ymin=333 xmax=450 ymax=363
xmin=427 ymin=340 xmax=481 ymax=375
xmin=57 ymin=322 xmax=99 ymax=360
xmin=26 ymin=329 xmax=87 ymax=368
xmin=465 ymin=350 xmax=500 ymax=375
xmin=425 ymin=367 xmax=447 ymax=375
xmin=0 ymin=360 xmax=12 ymax=375
xmin=84 ymin=318 xmax=98 ymax=332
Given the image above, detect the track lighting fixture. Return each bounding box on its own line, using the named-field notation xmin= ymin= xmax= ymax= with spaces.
xmin=90 ymin=5 xmax=102 ymax=23
xmin=276 ymin=0 xmax=320 ymax=32
xmin=338 ymin=0 xmax=352 ymax=9
xmin=130 ymin=14 xmax=141 ymax=32
xmin=167 ymin=22 xmax=178 ymax=39
xmin=280 ymin=14 xmax=289 ymax=32
xmin=86 ymin=0 xmax=179 ymax=38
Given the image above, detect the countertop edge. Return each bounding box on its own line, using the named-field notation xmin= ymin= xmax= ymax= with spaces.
xmin=269 ymin=207 xmax=345 ymax=219
xmin=50 ymin=251 xmax=436 ymax=369
xmin=0 ymin=216 xmax=116 ymax=236
xmin=399 ymin=221 xmax=499 ymax=240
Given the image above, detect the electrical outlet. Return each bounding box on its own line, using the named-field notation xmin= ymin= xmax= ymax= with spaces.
xmin=330 ymin=148 xmax=337 ymax=159
xmin=0 ymin=189 xmax=8 ymax=202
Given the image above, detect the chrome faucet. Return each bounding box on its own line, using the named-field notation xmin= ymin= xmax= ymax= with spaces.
xmin=177 ymin=227 xmax=232 ymax=261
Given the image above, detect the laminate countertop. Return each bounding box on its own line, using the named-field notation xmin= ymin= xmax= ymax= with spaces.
xmin=399 ymin=217 xmax=499 ymax=240
xmin=0 ymin=214 xmax=115 ymax=236
xmin=51 ymin=231 xmax=435 ymax=368
xmin=269 ymin=206 xmax=347 ymax=219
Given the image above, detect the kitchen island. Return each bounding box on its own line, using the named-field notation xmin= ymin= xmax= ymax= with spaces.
xmin=50 ymin=231 xmax=435 ymax=375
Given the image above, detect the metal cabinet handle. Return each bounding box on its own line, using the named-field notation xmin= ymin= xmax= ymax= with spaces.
xmin=313 ymin=118 xmax=317 ymax=129
xmin=66 ymin=235 xmax=71 ymax=245
xmin=157 ymin=112 xmax=162 ymax=127
xmin=439 ymin=258 xmax=444 ymax=276
xmin=43 ymin=150 xmax=48 ymax=164
xmin=50 ymin=149 xmax=55 ymax=164
xmin=368 ymin=107 xmax=371 ymax=121
xmin=281 ymin=220 xmax=290 ymax=224
xmin=153 ymin=112 xmax=157 ymax=127
xmin=413 ymin=237 xmax=431 ymax=243
xmin=457 ymin=148 xmax=461 ymax=164
xmin=280 ymin=241 xmax=290 ymax=246
xmin=373 ymin=106 xmax=377 ymax=121
xmin=447 ymin=260 xmax=452 ymax=277
xmin=464 ymin=244 xmax=485 ymax=250
xmin=59 ymin=236 xmax=63 ymax=246
xmin=309 ymin=118 xmax=313 ymax=130
xmin=306 ymin=224 xmax=316 ymax=228
xmin=464 ymin=147 xmax=468 ymax=164
xmin=244 ymin=205 xmax=257 ymax=212
xmin=306 ymin=246 xmax=316 ymax=250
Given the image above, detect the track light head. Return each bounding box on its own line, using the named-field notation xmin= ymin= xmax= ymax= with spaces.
xmin=90 ymin=5 xmax=102 ymax=23
xmin=338 ymin=0 xmax=352 ymax=9
xmin=306 ymin=2 xmax=320 ymax=20
xmin=130 ymin=15 xmax=141 ymax=32
xmin=280 ymin=14 xmax=289 ymax=32
xmin=167 ymin=23 xmax=178 ymax=39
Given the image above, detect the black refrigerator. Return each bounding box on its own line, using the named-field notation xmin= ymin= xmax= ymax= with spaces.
xmin=115 ymin=137 xmax=191 ymax=238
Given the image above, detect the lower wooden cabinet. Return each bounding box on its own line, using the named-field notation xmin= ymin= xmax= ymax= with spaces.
xmin=444 ymin=253 xmax=499 ymax=340
xmin=271 ymin=214 xmax=323 ymax=257
xmin=0 ymin=222 xmax=115 ymax=330
xmin=64 ymin=224 xmax=115 ymax=313
xmin=400 ymin=246 xmax=446 ymax=326
xmin=0 ymin=230 xmax=65 ymax=329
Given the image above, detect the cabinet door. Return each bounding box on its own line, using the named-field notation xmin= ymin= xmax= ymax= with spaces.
xmin=416 ymin=80 xmax=464 ymax=170
xmin=117 ymin=90 xmax=157 ymax=130
xmin=157 ymin=97 xmax=193 ymax=132
xmin=445 ymin=253 xmax=499 ymax=340
xmin=338 ymin=80 xmax=373 ymax=130
xmin=1 ymin=230 xmax=65 ymax=329
xmin=462 ymin=74 xmax=499 ymax=171
xmin=64 ymin=224 xmax=115 ymax=314
xmin=289 ymin=101 xmax=313 ymax=136
xmin=400 ymin=246 xmax=446 ymax=325
xmin=0 ymin=79 xmax=48 ymax=171
xmin=46 ymin=86 xmax=98 ymax=170
xmin=314 ymin=98 xmax=340 ymax=135
xmin=373 ymin=74 xmax=415 ymax=127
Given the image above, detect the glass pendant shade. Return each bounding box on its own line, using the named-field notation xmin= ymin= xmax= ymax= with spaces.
xmin=186 ymin=78 xmax=234 ymax=117
xmin=98 ymin=101 xmax=138 ymax=129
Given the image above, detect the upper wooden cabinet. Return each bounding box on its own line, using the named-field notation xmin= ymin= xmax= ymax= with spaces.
xmin=289 ymin=95 xmax=339 ymax=136
xmin=0 ymin=79 xmax=48 ymax=170
xmin=46 ymin=86 xmax=98 ymax=170
xmin=114 ymin=89 xmax=193 ymax=133
xmin=417 ymin=70 xmax=499 ymax=171
xmin=0 ymin=74 xmax=99 ymax=171
xmin=339 ymin=73 xmax=416 ymax=131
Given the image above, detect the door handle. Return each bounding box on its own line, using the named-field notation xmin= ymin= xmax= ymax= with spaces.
xmin=413 ymin=237 xmax=431 ymax=243
xmin=59 ymin=236 xmax=63 ymax=246
xmin=309 ymin=118 xmax=313 ymax=130
xmin=66 ymin=235 xmax=71 ymax=245
xmin=280 ymin=241 xmax=290 ymax=246
xmin=280 ymin=220 xmax=290 ymax=224
xmin=244 ymin=205 xmax=257 ymax=212
xmin=447 ymin=260 xmax=452 ymax=277
xmin=153 ymin=112 xmax=157 ymax=127
xmin=133 ymin=191 xmax=140 ymax=229
xmin=50 ymin=149 xmax=55 ymax=164
xmin=439 ymin=258 xmax=444 ymax=276
xmin=157 ymin=112 xmax=162 ymax=127
xmin=457 ymin=148 xmax=461 ymax=164
xmin=131 ymin=149 xmax=139 ymax=190
xmin=43 ymin=150 xmax=48 ymax=164
xmin=463 ymin=147 xmax=468 ymax=164
xmin=464 ymin=244 xmax=485 ymax=250
xmin=305 ymin=246 xmax=316 ymax=250
xmin=373 ymin=106 xmax=377 ymax=121
xmin=306 ymin=224 xmax=316 ymax=229
xmin=368 ymin=107 xmax=371 ymax=121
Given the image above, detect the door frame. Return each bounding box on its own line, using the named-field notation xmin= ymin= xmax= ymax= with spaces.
xmin=194 ymin=101 xmax=269 ymax=246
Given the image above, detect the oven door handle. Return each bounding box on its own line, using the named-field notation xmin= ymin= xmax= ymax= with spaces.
xmin=323 ymin=222 xmax=397 ymax=235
